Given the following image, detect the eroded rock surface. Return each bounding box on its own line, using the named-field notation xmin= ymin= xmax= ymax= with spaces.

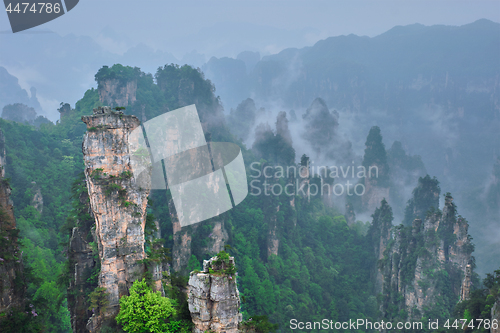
xmin=188 ymin=256 xmax=242 ymax=333
xmin=82 ymin=106 xmax=149 ymax=330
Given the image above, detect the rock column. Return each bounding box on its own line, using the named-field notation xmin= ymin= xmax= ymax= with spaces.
xmin=188 ymin=256 xmax=242 ymax=333
xmin=82 ymin=106 xmax=150 ymax=329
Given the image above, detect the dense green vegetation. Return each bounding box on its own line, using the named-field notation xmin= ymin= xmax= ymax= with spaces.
xmin=0 ymin=62 xmax=497 ymax=333
xmin=431 ymin=269 xmax=500 ymax=333
xmin=0 ymin=79 xmax=102 ymax=332
xmin=116 ymin=279 xmax=178 ymax=333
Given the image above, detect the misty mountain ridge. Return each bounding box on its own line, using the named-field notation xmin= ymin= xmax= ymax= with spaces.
xmin=202 ymin=19 xmax=499 ymax=275
xmin=1 ymin=20 xmax=498 ymax=276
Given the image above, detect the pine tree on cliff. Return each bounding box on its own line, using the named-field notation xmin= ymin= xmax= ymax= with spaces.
xmin=402 ymin=175 xmax=441 ymax=225
xmin=362 ymin=126 xmax=390 ymax=187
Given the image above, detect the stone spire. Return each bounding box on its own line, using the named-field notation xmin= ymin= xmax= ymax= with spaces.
xmin=188 ymin=254 xmax=242 ymax=333
xmin=81 ymin=106 xmax=150 ymax=331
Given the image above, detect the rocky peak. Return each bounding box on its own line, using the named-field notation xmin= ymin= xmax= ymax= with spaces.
xmin=188 ymin=253 xmax=242 ymax=333
xmin=377 ymin=194 xmax=474 ymax=321
xmin=403 ymin=175 xmax=440 ymax=225
xmin=369 ymin=198 xmax=393 ymax=294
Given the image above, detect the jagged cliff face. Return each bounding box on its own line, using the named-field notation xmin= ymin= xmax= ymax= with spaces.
xmin=81 ymin=106 xmax=150 ymax=330
xmin=378 ymin=195 xmax=474 ymax=321
xmin=0 ymin=128 xmax=24 ymax=317
xmin=98 ymin=79 xmax=137 ymax=107
xmin=370 ymin=199 xmax=393 ymax=294
xmin=188 ymin=255 xmax=242 ymax=333
xmin=67 ymin=181 xmax=97 ymax=333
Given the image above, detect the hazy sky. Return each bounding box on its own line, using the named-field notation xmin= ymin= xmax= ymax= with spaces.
xmin=0 ymin=0 xmax=498 ymax=119
xmin=1 ymin=0 xmax=499 ymax=58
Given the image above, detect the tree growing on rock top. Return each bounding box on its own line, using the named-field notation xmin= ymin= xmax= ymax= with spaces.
xmin=403 ymin=175 xmax=441 ymax=225
xmin=369 ymin=198 xmax=393 ymax=253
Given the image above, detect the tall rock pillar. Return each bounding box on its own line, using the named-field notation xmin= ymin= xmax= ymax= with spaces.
xmin=82 ymin=106 xmax=150 ymax=330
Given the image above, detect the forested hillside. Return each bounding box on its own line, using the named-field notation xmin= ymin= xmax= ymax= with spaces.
xmin=0 ymin=63 xmax=498 ymax=333
xmin=203 ymin=19 xmax=500 ymax=276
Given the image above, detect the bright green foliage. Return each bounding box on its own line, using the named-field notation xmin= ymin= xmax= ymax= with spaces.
xmin=95 ymin=65 xmax=142 ymax=87
xmin=0 ymin=62 xmax=479 ymax=332
xmin=116 ymin=278 xmax=178 ymax=333
xmin=187 ymin=255 xmax=201 ymax=272
xmin=0 ymin=112 xmax=87 ymax=330
xmin=179 ymin=161 xmax=376 ymax=329
xmin=210 ymin=250 xmax=237 ymax=276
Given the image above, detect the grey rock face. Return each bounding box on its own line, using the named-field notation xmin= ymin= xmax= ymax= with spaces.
xmin=188 ymin=256 xmax=242 ymax=333
xmin=81 ymin=107 xmax=150 ymax=331
xmin=98 ymin=79 xmax=137 ymax=107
